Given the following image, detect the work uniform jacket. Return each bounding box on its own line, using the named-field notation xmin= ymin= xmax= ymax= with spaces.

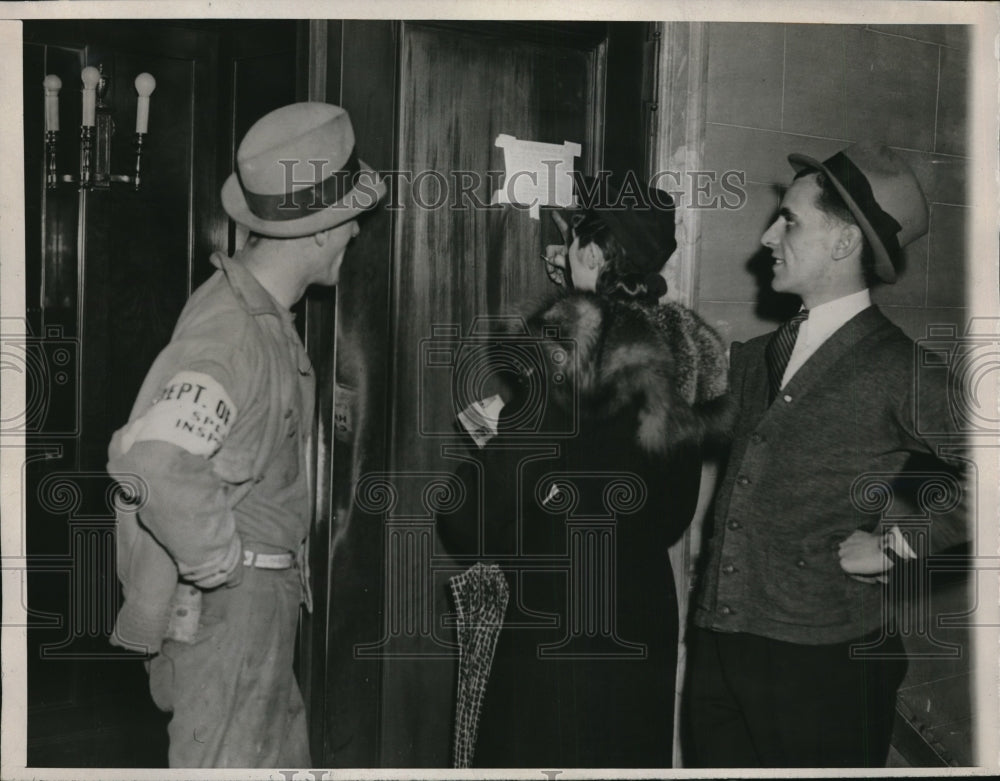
xmin=108 ymin=252 xmax=314 ymax=654
xmin=694 ymin=305 xmax=967 ymax=645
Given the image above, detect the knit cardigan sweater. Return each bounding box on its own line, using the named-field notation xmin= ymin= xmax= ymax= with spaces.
xmin=694 ymin=306 xmax=968 ymax=645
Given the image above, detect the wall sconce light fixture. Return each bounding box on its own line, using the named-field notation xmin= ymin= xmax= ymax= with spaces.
xmin=43 ymin=64 xmax=156 ymax=191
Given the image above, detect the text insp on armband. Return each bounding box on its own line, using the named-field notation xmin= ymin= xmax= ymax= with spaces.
xmin=125 ymin=370 xmax=238 ymax=457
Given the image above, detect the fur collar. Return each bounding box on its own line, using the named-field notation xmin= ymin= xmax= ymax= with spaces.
xmin=525 ymin=291 xmax=733 ymax=456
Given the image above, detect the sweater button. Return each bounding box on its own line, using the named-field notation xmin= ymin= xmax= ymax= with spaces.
xmin=722 ymin=564 xmax=736 ymax=575
xmin=783 ymin=393 xmax=793 ymax=403
xmin=737 ymin=475 xmax=750 ymax=486
xmin=751 ymin=432 xmax=763 ymax=444
xmin=796 ymin=559 xmax=807 ymax=568
xmin=727 ymin=520 xmax=742 ymax=531
xmin=720 ymin=605 xmax=733 ymax=616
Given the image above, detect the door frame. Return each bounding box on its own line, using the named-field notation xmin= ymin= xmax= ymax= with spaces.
xmin=651 ymin=20 xmax=712 ymax=769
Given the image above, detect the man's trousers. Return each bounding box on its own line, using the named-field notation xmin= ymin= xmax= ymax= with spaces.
xmin=148 ymin=567 xmax=311 ymax=768
xmin=685 ymin=626 xmax=907 ymax=768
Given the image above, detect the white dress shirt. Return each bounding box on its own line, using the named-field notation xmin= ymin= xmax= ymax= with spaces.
xmin=781 ymin=288 xmax=872 ymax=389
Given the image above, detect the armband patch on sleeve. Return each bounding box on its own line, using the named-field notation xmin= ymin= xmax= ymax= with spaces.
xmin=121 ymin=370 xmax=238 ymax=457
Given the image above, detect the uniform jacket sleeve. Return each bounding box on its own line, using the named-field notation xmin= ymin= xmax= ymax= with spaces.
xmin=108 ymin=335 xmax=255 ymax=587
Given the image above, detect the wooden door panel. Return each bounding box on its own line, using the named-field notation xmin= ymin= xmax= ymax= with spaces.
xmin=304 ymin=19 xmax=400 ymax=768
xmin=392 ymin=22 xmax=601 ymax=507
xmin=376 ymin=22 xmax=624 ymax=767
xmin=304 ymin=20 xmax=647 ymax=768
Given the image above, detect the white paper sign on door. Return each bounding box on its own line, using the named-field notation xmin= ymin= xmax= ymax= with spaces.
xmin=492 ymin=134 xmax=582 ymax=219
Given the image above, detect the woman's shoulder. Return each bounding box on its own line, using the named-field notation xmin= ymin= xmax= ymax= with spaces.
xmin=525 ymin=290 xmax=609 ymax=357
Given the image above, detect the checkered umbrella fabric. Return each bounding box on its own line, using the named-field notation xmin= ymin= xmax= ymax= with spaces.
xmin=449 ymin=563 xmax=510 ymax=768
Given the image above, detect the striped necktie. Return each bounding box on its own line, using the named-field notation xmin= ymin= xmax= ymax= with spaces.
xmin=765 ymin=309 xmax=809 ymax=402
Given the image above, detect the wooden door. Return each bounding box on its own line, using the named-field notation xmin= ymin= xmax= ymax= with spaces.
xmin=307 ymin=19 xmax=652 ymax=767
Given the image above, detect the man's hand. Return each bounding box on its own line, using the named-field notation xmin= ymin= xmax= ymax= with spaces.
xmin=837 ymin=529 xmax=890 ymax=584
xmin=185 ymin=534 xmax=244 ymax=589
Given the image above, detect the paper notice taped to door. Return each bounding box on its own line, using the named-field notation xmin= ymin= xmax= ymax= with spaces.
xmin=492 ymin=134 xmax=581 ymax=219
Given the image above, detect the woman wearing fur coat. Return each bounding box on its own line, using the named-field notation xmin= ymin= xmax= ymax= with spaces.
xmin=437 ymin=185 xmax=732 ymax=768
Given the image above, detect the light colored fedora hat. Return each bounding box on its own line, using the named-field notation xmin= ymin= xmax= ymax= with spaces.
xmin=788 ymin=143 xmax=928 ymax=283
xmin=221 ymin=102 xmax=386 ymax=238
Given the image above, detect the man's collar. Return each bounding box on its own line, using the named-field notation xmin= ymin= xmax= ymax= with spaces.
xmin=801 ymin=288 xmax=871 ymax=346
xmin=209 ymin=251 xmax=288 ymax=319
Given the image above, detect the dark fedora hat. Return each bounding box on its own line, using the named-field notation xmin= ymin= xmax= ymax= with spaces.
xmin=787 ymin=143 xmax=928 ymax=283
xmin=572 ymin=176 xmax=677 ymax=273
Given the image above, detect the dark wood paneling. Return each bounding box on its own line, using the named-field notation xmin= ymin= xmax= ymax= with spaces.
xmin=217 ymin=29 xmax=299 ymax=270
xmin=23 ymin=44 xmax=52 ymax=329
xmin=375 ymin=22 xmax=606 ymax=767
xmin=191 ymin=37 xmax=226 ymax=284
xmin=410 ymin=20 xmax=608 ymax=48
xmin=602 ymin=22 xmax=648 ymax=187
xmin=309 ymin=19 xmax=399 ymax=768
xmin=29 ymin=43 xmax=83 ymax=334
xmin=81 ymin=45 xmax=198 ymax=471
xmin=23 ymin=20 xmax=299 ymax=768
xmin=25 ymin=26 xmax=206 ymax=766
xmin=392 ymin=22 xmax=598 ymax=494
xmin=298 ymin=19 xmax=341 ymax=763
xmin=23 ymin=42 xmax=84 ymax=735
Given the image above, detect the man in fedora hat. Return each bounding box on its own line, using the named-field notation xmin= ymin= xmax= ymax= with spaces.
xmin=686 ymin=143 xmax=967 ymax=767
xmin=106 ymin=102 xmax=384 ymax=767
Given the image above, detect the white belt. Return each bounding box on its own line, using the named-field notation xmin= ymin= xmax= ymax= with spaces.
xmin=243 ymin=550 xmax=295 ymax=570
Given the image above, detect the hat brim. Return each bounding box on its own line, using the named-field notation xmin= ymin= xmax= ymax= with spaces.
xmin=220 ymin=160 xmax=386 ymax=238
xmin=787 ymin=153 xmax=896 ymax=283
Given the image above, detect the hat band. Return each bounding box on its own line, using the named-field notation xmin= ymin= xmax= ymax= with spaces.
xmin=822 ymin=152 xmax=902 ymax=258
xmin=241 ymin=149 xmax=361 ymax=222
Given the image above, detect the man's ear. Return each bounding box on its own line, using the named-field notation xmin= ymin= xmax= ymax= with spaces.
xmin=833 ymin=223 xmax=863 ymax=261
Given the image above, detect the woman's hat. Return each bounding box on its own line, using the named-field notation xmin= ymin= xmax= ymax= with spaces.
xmin=221 ymin=102 xmax=386 ymax=238
xmin=575 ymin=178 xmax=677 ymax=273
xmin=787 ymin=143 xmax=928 ymax=283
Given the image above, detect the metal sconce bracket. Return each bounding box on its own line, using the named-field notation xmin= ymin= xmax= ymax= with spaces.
xmin=44 ymin=64 xmax=155 ymax=192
